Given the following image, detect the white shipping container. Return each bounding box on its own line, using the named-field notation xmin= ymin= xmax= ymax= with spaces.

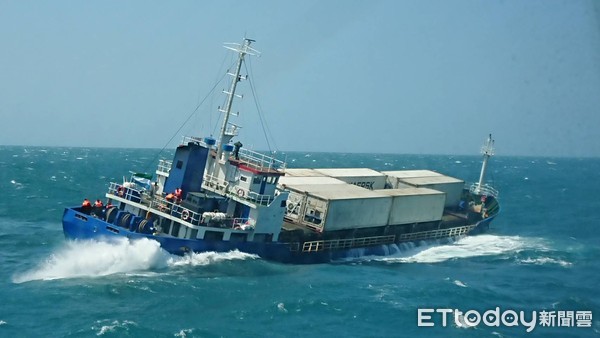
xmin=396 ymin=176 xmax=464 ymax=207
xmin=383 ymin=170 xmax=443 ymax=179
xmin=316 ymin=186 xmax=393 ymax=230
xmin=376 ymin=188 xmax=445 ymax=225
xmin=285 ymin=184 xmax=392 ymax=231
xmin=278 ymin=176 xmax=346 ymax=187
xmin=383 ymin=170 xmax=442 ymax=189
xmin=283 ymin=183 xmax=357 ymax=224
xmin=324 ymin=197 xmax=392 ymax=230
xmin=314 ymin=168 xmax=387 ymax=190
xmin=284 ymin=168 xmax=325 ymax=177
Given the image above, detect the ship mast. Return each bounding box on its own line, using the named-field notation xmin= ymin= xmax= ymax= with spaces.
xmin=215 ymin=38 xmax=259 ymax=162
xmin=475 ymin=134 xmax=495 ymax=194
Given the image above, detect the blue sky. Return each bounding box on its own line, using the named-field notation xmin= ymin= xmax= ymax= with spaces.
xmin=1 ymin=0 xmax=599 ymax=157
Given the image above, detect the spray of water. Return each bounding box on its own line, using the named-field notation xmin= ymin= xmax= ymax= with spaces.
xmin=12 ymin=238 xmax=257 ymax=283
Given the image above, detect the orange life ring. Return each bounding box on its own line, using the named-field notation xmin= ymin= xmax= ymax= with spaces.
xmin=181 ymin=209 xmax=190 ymax=221
xmin=237 ymin=189 xmax=245 ymax=198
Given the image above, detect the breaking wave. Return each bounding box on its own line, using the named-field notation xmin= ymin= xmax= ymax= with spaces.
xmin=12 ymin=238 xmax=257 ymax=283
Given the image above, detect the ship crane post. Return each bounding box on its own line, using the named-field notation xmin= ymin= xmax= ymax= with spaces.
xmin=475 ymin=134 xmax=495 ymax=195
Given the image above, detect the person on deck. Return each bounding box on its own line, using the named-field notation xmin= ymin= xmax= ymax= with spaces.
xmin=165 ymin=193 xmax=175 ymax=202
xmin=233 ymin=141 xmax=243 ymax=160
xmin=81 ymin=199 xmax=92 ymax=214
xmin=174 ymin=188 xmax=183 ymax=203
xmin=92 ymin=199 xmax=104 ymax=217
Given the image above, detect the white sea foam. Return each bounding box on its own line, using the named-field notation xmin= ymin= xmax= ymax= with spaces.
xmin=277 ymin=302 xmax=288 ymax=313
xmin=175 ymin=329 xmax=195 ymax=337
xmin=10 ymin=179 xmax=23 ymax=189
xmin=454 ymin=279 xmax=468 ymax=288
xmin=93 ymin=320 xmax=137 ymax=336
xmin=12 ymin=238 xmax=256 ymax=283
xmin=168 ymin=249 xmax=257 ymax=267
xmin=366 ymin=235 xmax=544 ymax=264
xmin=519 ymin=257 xmax=572 ymax=267
xmin=0 ymin=320 xmax=6 ymax=325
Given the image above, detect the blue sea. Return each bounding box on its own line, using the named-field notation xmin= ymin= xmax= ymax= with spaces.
xmin=0 ymin=146 xmax=599 ymax=337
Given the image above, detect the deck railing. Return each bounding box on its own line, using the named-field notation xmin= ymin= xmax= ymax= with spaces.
xmin=157 ymin=160 xmax=172 ymax=175
xmin=397 ymin=225 xmax=474 ymax=242
xmin=236 ymin=148 xmax=286 ymax=172
xmin=107 ymin=183 xmax=254 ymax=230
xmin=301 ymin=235 xmax=396 ymax=252
xmin=202 ymin=174 xmax=275 ymax=206
xmin=469 ymin=183 xmax=499 ymax=198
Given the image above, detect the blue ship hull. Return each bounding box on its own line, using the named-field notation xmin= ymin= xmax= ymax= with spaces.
xmin=62 ymin=207 xmax=497 ymax=264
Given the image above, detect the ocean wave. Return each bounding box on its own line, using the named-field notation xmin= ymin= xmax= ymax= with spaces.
xmin=93 ymin=320 xmax=137 ymax=336
xmin=12 ymin=238 xmax=256 ymax=283
xmin=352 ymin=235 xmax=545 ymax=264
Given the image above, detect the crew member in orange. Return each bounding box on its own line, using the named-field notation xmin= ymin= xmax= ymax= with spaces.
xmin=91 ymin=199 xmax=104 ymax=217
xmin=81 ymin=198 xmax=92 ymax=214
xmin=174 ymin=188 xmax=183 ymax=203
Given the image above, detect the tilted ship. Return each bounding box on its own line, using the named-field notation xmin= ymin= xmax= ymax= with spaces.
xmin=62 ymin=38 xmax=500 ymax=264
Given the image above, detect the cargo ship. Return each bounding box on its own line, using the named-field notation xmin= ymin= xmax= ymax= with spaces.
xmin=62 ymin=38 xmax=500 ymax=264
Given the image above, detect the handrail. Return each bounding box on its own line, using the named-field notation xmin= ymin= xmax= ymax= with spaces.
xmin=150 ymin=196 xmax=202 ymax=225
xmin=202 ymin=173 xmax=230 ymax=192
xmin=230 ymin=185 xmax=274 ymax=205
xmin=236 ymin=148 xmax=286 ymax=171
xmin=108 ymin=182 xmax=145 ymax=203
xmin=107 ymin=182 xmax=257 ymax=230
xmin=181 ymin=136 xmax=212 ymax=148
xmin=301 ymin=235 xmax=396 ymax=252
xmin=202 ymin=174 xmax=275 ymax=206
xmin=469 ymin=183 xmax=499 ymax=198
xmin=157 ymin=160 xmax=172 ymax=174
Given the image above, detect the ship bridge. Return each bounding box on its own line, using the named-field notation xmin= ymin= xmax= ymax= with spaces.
xmin=202 ymin=145 xmax=286 ymax=207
